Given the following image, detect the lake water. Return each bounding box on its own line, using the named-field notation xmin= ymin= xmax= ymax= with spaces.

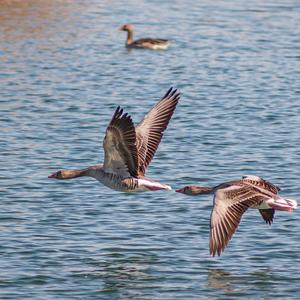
xmin=1 ymin=0 xmax=300 ymax=299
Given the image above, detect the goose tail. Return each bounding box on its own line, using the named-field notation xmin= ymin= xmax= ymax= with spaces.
xmin=267 ymin=197 xmax=297 ymax=212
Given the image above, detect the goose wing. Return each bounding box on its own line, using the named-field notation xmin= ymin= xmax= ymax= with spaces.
xmin=242 ymin=175 xmax=281 ymax=194
xmin=103 ymin=107 xmax=138 ymax=178
xmin=259 ymin=209 xmax=275 ymax=225
xmin=133 ymin=38 xmax=169 ymax=47
xmin=210 ymin=183 xmax=270 ymax=256
xmin=135 ymin=87 xmax=180 ymax=176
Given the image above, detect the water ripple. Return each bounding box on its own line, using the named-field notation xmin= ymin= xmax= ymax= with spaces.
xmin=1 ymin=0 xmax=300 ymax=299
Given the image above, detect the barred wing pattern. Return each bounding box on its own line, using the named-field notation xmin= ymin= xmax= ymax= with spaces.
xmin=135 ymin=87 xmax=180 ymax=176
xmin=242 ymin=175 xmax=280 ymax=224
xmin=242 ymin=175 xmax=281 ymax=194
xmin=103 ymin=107 xmax=138 ymax=178
xmin=209 ymin=184 xmax=269 ymax=256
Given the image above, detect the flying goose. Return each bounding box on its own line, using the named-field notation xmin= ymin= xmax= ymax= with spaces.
xmin=48 ymin=88 xmax=180 ymax=192
xmin=176 ymin=175 xmax=297 ymax=256
xmin=119 ymin=24 xmax=170 ymax=50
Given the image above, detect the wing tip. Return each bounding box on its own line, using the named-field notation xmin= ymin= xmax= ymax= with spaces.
xmin=112 ymin=106 xmax=123 ymax=120
xmin=110 ymin=106 xmax=133 ymax=125
xmin=163 ymin=87 xmax=181 ymax=101
xmin=209 ymin=245 xmax=225 ymax=257
xmin=264 ymin=218 xmax=273 ymax=225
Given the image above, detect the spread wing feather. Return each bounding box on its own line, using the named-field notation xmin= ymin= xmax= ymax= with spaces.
xmin=103 ymin=106 xmax=138 ymax=177
xmin=135 ymin=87 xmax=180 ymax=176
xmin=209 ymin=184 xmax=270 ymax=256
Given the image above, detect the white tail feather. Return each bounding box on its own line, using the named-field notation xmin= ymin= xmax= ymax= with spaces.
xmin=266 ymin=197 xmax=297 ymax=211
xmin=138 ymin=179 xmax=172 ymax=191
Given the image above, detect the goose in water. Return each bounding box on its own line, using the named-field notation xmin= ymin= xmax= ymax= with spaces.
xmin=119 ymin=24 xmax=170 ymax=50
xmin=49 ymin=88 xmax=180 ymax=192
xmin=176 ymin=175 xmax=297 ymax=256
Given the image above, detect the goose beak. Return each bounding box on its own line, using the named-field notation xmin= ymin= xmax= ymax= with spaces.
xmin=48 ymin=172 xmax=58 ymax=178
xmin=118 ymin=26 xmax=123 ymax=31
xmin=175 ymin=188 xmax=184 ymax=193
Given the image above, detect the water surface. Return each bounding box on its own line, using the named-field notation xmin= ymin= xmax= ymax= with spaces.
xmin=1 ymin=0 xmax=300 ymax=299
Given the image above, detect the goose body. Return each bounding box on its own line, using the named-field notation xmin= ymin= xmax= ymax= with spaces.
xmin=176 ymin=175 xmax=297 ymax=256
xmin=119 ymin=24 xmax=170 ymax=50
xmin=49 ymin=88 xmax=180 ymax=192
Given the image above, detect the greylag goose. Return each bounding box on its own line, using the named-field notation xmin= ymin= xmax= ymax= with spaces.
xmin=176 ymin=175 xmax=297 ymax=256
xmin=49 ymin=88 xmax=180 ymax=192
xmin=119 ymin=24 xmax=170 ymax=50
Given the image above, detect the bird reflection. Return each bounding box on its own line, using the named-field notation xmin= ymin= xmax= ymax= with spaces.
xmin=75 ymin=254 xmax=158 ymax=298
xmin=207 ymin=269 xmax=235 ymax=293
xmin=207 ymin=267 xmax=274 ymax=296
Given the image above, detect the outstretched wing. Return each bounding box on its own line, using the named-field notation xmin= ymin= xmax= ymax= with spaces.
xmin=210 ymin=184 xmax=269 ymax=256
xmin=135 ymin=87 xmax=180 ymax=176
xmin=103 ymin=107 xmax=138 ymax=177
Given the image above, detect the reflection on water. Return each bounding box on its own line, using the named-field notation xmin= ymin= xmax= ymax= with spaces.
xmin=207 ymin=269 xmax=236 ymax=293
xmin=1 ymin=0 xmax=300 ymax=299
xmin=71 ymin=254 xmax=158 ymax=299
xmin=0 ymin=0 xmax=69 ymax=37
xmin=207 ymin=267 xmax=281 ymax=298
xmin=0 ymin=0 xmax=85 ymax=56
xmin=99 ymin=258 xmax=155 ymax=290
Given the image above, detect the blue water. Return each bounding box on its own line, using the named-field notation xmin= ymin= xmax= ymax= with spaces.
xmin=1 ymin=0 xmax=300 ymax=299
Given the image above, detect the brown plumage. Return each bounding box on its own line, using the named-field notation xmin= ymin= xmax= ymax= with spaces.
xmin=103 ymin=107 xmax=138 ymax=178
xmin=176 ymin=175 xmax=297 ymax=256
xmin=103 ymin=87 xmax=180 ymax=178
xmin=241 ymin=175 xmax=280 ymax=194
xmin=119 ymin=24 xmax=170 ymax=50
xmin=135 ymin=88 xmax=179 ymax=176
xmin=259 ymin=209 xmax=275 ymax=225
xmin=49 ymin=88 xmax=180 ymax=192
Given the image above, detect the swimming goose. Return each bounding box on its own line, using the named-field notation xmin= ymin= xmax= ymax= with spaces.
xmin=119 ymin=24 xmax=170 ymax=50
xmin=49 ymin=88 xmax=180 ymax=192
xmin=176 ymin=175 xmax=297 ymax=256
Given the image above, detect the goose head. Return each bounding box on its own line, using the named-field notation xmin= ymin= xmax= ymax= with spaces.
xmin=119 ymin=24 xmax=134 ymax=32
